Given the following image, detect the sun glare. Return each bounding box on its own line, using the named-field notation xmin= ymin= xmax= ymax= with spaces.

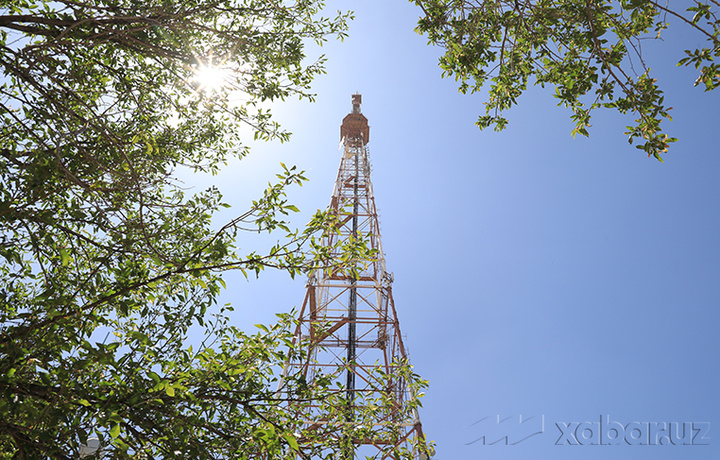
xmin=195 ymin=64 xmax=229 ymax=93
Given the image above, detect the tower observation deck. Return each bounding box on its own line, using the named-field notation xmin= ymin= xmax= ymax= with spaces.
xmin=280 ymin=95 xmax=429 ymax=460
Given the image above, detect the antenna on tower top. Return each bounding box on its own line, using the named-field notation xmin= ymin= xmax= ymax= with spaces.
xmin=351 ymin=93 xmax=362 ymax=113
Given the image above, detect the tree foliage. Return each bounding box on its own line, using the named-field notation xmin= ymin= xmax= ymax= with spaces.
xmin=0 ymin=0 xmax=429 ymax=458
xmin=413 ymin=0 xmax=720 ymax=161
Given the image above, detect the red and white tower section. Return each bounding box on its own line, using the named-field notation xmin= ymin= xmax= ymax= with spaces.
xmin=281 ymin=95 xmax=429 ymax=460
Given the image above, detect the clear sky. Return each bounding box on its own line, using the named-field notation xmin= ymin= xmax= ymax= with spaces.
xmin=189 ymin=1 xmax=720 ymax=459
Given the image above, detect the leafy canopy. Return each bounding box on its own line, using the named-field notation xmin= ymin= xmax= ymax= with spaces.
xmin=413 ymin=0 xmax=720 ymax=161
xmin=0 ymin=0 xmax=424 ymax=458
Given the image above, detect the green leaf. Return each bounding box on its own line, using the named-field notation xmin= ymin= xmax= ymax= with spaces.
xmin=147 ymin=371 xmax=161 ymax=384
xmin=284 ymin=433 xmax=300 ymax=451
xmin=59 ymin=248 xmax=70 ymax=267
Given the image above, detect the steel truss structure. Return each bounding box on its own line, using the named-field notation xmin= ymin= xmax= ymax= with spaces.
xmin=281 ymin=95 xmax=427 ymax=460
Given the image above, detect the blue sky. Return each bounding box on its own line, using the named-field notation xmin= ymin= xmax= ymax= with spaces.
xmin=190 ymin=1 xmax=719 ymax=459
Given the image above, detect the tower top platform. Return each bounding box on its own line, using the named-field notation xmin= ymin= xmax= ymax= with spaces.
xmin=340 ymin=93 xmax=369 ymax=144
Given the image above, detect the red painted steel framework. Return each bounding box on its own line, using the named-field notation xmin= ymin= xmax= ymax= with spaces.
xmin=281 ymin=95 xmax=427 ymax=459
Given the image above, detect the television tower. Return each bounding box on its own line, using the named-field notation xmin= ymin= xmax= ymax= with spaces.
xmin=281 ymin=95 xmax=428 ymax=459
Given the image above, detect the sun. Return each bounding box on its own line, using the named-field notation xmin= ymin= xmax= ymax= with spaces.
xmin=194 ymin=64 xmax=230 ymax=93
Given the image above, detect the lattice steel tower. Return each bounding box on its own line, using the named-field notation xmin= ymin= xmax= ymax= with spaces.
xmin=281 ymin=95 xmax=428 ymax=460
